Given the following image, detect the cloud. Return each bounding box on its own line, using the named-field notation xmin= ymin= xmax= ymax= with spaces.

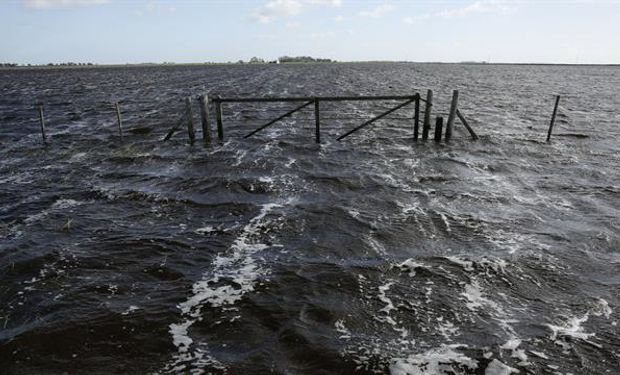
xmin=286 ymin=21 xmax=302 ymax=29
xmin=250 ymin=0 xmax=303 ymax=23
xmin=308 ymin=0 xmax=342 ymax=5
xmin=359 ymin=3 xmax=394 ymax=18
xmin=437 ymin=0 xmax=514 ymax=19
xmin=135 ymin=1 xmax=176 ymax=17
xmin=249 ymin=0 xmax=342 ymax=23
xmin=23 ymin=0 xmax=109 ymax=9
xmin=255 ymin=33 xmax=278 ymax=40
xmin=402 ymin=0 xmax=514 ymax=24
xmin=402 ymin=14 xmax=430 ymax=25
xmin=310 ymin=30 xmax=335 ymax=39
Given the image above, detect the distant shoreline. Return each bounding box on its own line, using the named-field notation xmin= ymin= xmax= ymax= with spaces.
xmin=1 ymin=61 xmax=619 ymax=71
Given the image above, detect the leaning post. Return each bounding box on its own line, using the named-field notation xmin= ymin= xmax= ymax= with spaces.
xmin=215 ymin=98 xmax=224 ymax=141
xmin=456 ymin=109 xmax=479 ymax=140
xmin=314 ymin=98 xmax=321 ymax=143
xmin=445 ymin=90 xmax=459 ymax=141
xmin=37 ymin=103 xmax=47 ymax=144
xmin=185 ymin=97 xmax=195 ymax=144
xmin=114 ymin=102 xmax=124 ymax=140
xmin=413 ymin=93 xmax=420 ymax=140
xmin=434 ymin=117 xmax=444 ymax=142
xmin=422 ymin=89 xmax=433 ymax=140
xmin=199 ymin=95 xmax=212 ymax=145
xmin=546 ymin=95 xmax=561 ymax=142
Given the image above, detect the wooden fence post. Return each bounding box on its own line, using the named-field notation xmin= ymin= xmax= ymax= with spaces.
xmin=456 ymin=109 xmax=479 ymax=140
xmin=422 ymin=89 xmax=433 ymax=140
xmin=314 ymin=98 xmax=320 ymax=143
xmin=199 ymin=95 xmax=212 ymax=145
xmin=446 ymin=90 xmax=459 ymax=141
xmin=215 ymin=99 xmax=224 ymax=141
xmin=414 ymin=93 xmax=420 ymax=140
xmin=114 ymin=102 xmax=123 ymax=140
xmin=185 ymin=97 xmax=195 ymax=144
xmin=546 ymin=95 xmax=561 ymax=142
xmin=37 ymin=103 xmax=47 ymax=144
xmin=434 ymin=117 xmax=443 ymax=142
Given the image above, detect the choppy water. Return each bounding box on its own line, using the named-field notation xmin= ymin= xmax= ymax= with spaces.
xmin=1 ymin=63 xmax=619 ymax=374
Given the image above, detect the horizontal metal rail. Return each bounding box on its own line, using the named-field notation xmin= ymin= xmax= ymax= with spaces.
xmin=213 ymin=95 xmax=426 ymax=103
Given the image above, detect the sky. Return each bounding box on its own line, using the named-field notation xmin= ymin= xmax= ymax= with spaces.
xmin=1 ymin=0 xmax=619 ymax=64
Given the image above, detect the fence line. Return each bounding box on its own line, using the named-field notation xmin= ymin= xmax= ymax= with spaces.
xmin=31 ymin=90 xmax=588 ymax=146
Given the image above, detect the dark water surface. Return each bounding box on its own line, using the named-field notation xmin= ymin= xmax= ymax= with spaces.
xmin=1 ymin=63 xmax=619 ymax=374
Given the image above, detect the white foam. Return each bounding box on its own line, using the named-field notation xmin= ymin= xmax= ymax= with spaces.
xmin=24 ymin=199 xmax=88 ymax=224
xmin=231 ymin=149 xmax=247 ymax=167
xmin=445 ymin=256 xmax=474 ymax=272
xmin=461 ymin=280 xmax=499 ymax=312
xmin=592 ymin=298 xmax=612 ymax=318
xmin=121 ymin=305 xmax=140 ymax=315
xmin=485 ymin=359 xmax=519 ymax=375
xmin=51 ymin=199 xmax=84 ymax=209
xmin=390 ymin=345 xmax=478 ymax=375
xmin=376 ymin=282 xmax=409 ymax=338
xmin=547 ymin=314 xmax=594 ymax=341
xmin=399 ymin=259 xmax=425 ymax=277
xmin=166 ymin=203 xmax=282 ymax=372
xmin=529 ymin=350 xmax=549 ymax=359
xmin=500 ymin=339 xmax=521 ymax=351
xmin=334 ymin=319 xmax=351 ymax=339
xmin=285 ymin=157 xmax=296 ymax=168
xmin=437 ymin=318 xmax=459 ymax=340
xmin=194 ymin=226 xmax=216 ymax=235
xmin=500 ymin=339 xmax=528 ymax=365
xmin=439 ymin=213 xmax=452 ymax=232
xmin=169 ymin=320 xmax=194 ymax=351
xmin=487 ymin=230 xmax=549 ymax=255
xmin=348 ymin=209 xmax=360 ymax=219
xmin=366 ymin=234 xmax=387 ymax=255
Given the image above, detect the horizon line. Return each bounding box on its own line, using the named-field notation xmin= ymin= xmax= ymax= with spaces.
xmin=2 ymin=60 xmax=620 ymax=68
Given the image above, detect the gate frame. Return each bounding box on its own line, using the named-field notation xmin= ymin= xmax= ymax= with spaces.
xmin=210 ymin=94 xmax=427 ymax=143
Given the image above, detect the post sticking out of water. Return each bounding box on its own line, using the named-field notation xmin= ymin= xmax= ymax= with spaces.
xmin=199 ymin=95 xmax=212 ymax=145
xmin=446 ymin=90 xmax=459 ymax=141
xmin=185 ymin=97 xmax=195 ymax=144
xmin=215 ymin=100 xmax=224 ymax=141
xmin=456 ymin=109 xmax=479 ymax=140
xmin=434 ymin=117 xmax=444 ymax=142
xmin=546 ymin=95 xmax=561 ymax=142
xmin=314 ymin=98 xmax=321 ymax=144
xmin=37 ymin=103 xmax=47 ymax=144
xmin=422 ymin=89 xmax=433 ymax=140
xmin=413 ymin=93 xmax=420 ymax=140
xmin=114 ymin=102 xmax=123 ymax=140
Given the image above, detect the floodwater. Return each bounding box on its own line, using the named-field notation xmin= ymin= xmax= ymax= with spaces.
xmin=0 ymin=63 xmax=619 ymax=374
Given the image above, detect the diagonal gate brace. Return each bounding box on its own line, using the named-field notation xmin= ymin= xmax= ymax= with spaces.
xmin=244 ymin=100 xmax=314 ymax=139
xmin=337 ymin=98 xmax=415 ymax=141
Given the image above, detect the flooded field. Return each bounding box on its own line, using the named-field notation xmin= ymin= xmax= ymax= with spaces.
xmin=1 ymin=63 xmax=619 ymax=374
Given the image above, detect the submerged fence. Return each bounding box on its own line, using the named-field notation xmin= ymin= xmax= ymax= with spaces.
xmin=162 ymin=90 xmax=478 ymax=145
xmin=30 ymin=90 xmax=568 ymax=146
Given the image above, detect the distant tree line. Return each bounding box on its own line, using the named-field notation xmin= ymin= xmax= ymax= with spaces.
xmin=278 ymin=56 xmax=333 ymax=63
xmin=237 ymin=56 xmax=334 ymax=64
xmin=1 ymin=62 xmax=96 ymax=67
xmin=46 ymin=62 xmax=94 ymax=66
xmin=2 ymin=58 xmax=336 ymax=68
